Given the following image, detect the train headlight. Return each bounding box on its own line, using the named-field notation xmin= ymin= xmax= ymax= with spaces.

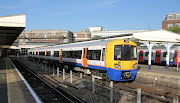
xmin=132 ymin=63 xmax=137 ymax=68
xmin=115 ymin=64 xmax=121 ymax=68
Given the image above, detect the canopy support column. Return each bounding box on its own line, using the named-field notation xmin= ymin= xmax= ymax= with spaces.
xmin=141 ymin=42 xmax=155 ymax=70
xmin=163 ymin=43 xmax=175 ymax=69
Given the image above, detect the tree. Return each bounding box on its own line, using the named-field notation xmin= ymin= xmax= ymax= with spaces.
xmin=92 ymin=35 xmax=102 ymax=39
xmin=166 ymin=27 xmax=180 ymax=34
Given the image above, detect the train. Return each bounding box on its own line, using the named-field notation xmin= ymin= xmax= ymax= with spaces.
xmin=28 ymin=39 xmax=138 ymax=81
xmin=137 ymin=46 xmax=180 ymax=65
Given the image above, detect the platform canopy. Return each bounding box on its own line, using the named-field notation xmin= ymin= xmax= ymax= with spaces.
xmin=133 ymin=29 xmax=180 ymax=43
xmin=0 ymin=14 xmax=26 ymax=48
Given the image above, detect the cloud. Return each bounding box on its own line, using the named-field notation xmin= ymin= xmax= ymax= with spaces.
xmin=90 ymin=0 xmax=120 ymax=8
xmin=0 ymin=6 xmax=17 ymax=9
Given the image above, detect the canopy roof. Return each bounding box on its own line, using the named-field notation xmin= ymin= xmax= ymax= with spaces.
xmin=0 ymin=14 xmax=26 ymax=48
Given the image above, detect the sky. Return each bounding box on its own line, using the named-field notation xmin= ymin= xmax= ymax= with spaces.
xmin=0 ymin=0 xmax=180 ymax=32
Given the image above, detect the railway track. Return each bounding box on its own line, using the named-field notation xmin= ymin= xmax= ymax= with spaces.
xmin=11 ymin=59 xmax=85 ymax=103
xmin=16 ymin=58 xmax=179 ymax=103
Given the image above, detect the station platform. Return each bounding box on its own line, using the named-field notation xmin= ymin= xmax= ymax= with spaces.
xmin=138 ymin=64 xmax=180 ymax=78
xmin=0 ymin=57 xmax=37 ymax=103
xmin=137 ymin=64 xmax=180 ymax=91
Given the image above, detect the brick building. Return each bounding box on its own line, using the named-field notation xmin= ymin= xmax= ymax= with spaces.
xmin=73 ymin=29 xmax=91 ymax=41
xmin=18 ymin=30 xmax=73 ymax=44
xmin=162 ymin=13 xmax=180 ymax=29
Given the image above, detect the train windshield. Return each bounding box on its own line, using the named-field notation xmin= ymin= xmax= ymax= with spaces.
xmin=114 ymin=45 xmax=137 ymax=60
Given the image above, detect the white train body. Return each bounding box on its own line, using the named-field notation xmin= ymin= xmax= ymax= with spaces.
xmin=137 ymin=46 xmax=179 ymax=65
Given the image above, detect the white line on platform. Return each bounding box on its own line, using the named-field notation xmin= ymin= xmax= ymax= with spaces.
xmin=8 ymin=57 xmax=42 ymax=103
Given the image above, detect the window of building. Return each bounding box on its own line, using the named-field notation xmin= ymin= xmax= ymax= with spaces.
xmin=168 ymin=15 xmax=173 ymax=20
xmin=163 ymin=52 xmax=167 ymax=57
xmin=25 ymin=34 xmax=29 ymax=37
xmin=35 ymin=33 xmax=40 ymax=36
xmin=26 ymin=39 xmax=29 ymax=42
xmin=19 ymin=39 xmax=24 ymax=42
xmin=54 ymin=51 xmax=59 ymax=57
xmin=168 ymin=23 xmax=173 ymax=28
xmin=176 ymin=14 xmax=180 ymax=20
xmin=43 ymin=33 xmax=47 ymax=37
xmin=63 ymin=33 xmax=66 ymax=37
xmin=87 ymin=50 xmax=101 ymax=60
xmin=52 ymin=32 xmax=56 ymax=36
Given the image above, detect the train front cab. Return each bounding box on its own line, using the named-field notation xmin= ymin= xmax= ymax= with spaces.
xmin=105 ymin=40 xmax=138 ymax=81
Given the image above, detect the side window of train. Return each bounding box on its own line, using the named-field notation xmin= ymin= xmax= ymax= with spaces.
xmin=73 ymin=51 xmax=82 ymax=59
xmin=62 ymin=51 xmax=68 ymax=58
xmin=139 ymin=52 xmax=143 ymax=56
xmin=87 ymin=50 xmax=101 ymax=60
xmin=156 ymin=52 xmax=160 ymax=57
xmin=47 ymin=51 xmax=51 ymax=56
xmin=54 ymin=51 xmax=59 ymax=57
xmin=62 ymin=51 xmax=82 ymax=59
xmin=36 ymin=52 xmax=38 ymax=55
xmin=145 ymin=52 xmax=148 ymax=57
xmin=39 ymin=51 xmax=45 ymax=56
xmin=163 ymin=52 xmax=167 ymax=57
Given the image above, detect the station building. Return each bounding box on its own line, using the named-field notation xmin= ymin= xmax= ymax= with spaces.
xmin=162 ymin=13 xmax=180 ymax=29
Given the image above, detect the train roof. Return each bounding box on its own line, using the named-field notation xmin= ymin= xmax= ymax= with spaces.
xmin=53 ymin=39 xmax=111 ymax=49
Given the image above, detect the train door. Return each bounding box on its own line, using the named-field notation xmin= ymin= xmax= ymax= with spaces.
xmin=155 ymin=50 xmax=161 ymax=63
xmin=82 ymin=48 xmax=88 ymax=67
xmin=100 ymin=47 xmax=106 ymax=67
xmin=139 ymin=51 xmax=143 ymax=62
xmin=45 ymin=50 xmax=47 ymax=60
xmin=175 ymin=50 xmax=178 ymax=65
xmin=59 ymin=49 xmax=63 ymax=63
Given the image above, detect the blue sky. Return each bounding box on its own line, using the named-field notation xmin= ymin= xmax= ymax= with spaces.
xmin=0 ymin=0 xmax=180 ymax=31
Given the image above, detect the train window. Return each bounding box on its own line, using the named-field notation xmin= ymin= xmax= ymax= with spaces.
xmin=114 ymin=45 xmax=122 ymax=60
xmin=33 ymin=52 xmax=34 ymax=55
xmin=54 ymin=51 xmax=59 ymax=57
xmin=139 ymin=52 xmax=143 ymax=56
xmin=102 ymin=48 xmax=106 ymax=61
xmin=73 ymin=51 xmax=82 ymax=59
xmin=47 ymin=51 xmax=51 ymax=56
xmin=36 ymin=52 xmax=38 ymax=55
xmin=39 ymin=51 xmax=45 ymax=56
xmin=62 ymin=51 xmax=82 ymax=59
xmin=87 ymin=50 xmax=101 ymax=60
xmin=114 ymin=45 xmax=137 ymax=60
xmin=62 ymin=51 xmax=68 ymax=58
xmin=30 ymin=52 xmax=32 ymax=55
xmin=145 ymin=52 xmax=148 ymax=56
xmin=156 ymin=52 xmax=161 ymax=57
xmin=163 ymin=52 xmax=167 ymax=57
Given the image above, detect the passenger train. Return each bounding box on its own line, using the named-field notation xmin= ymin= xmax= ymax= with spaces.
xmin=137 ymin=46 xmax=180 ymax=65
xmin=28 ymin=39 xmax=138 ymax=81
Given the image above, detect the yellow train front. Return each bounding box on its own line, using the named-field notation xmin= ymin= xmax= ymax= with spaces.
xmin=105 ymin=39 xmax=138 ymax=81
